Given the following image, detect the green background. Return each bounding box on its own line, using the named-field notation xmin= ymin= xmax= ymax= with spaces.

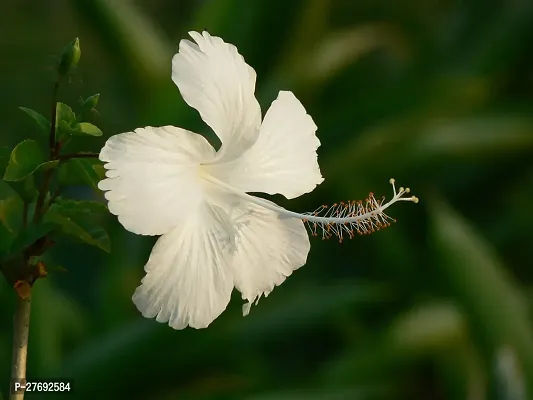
xmin=2 ymin=0 xmax=533 ymax=399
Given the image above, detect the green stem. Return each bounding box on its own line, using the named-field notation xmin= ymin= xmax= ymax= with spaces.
xmin=33 ymin=172 xmax=53 ymax=224
xmin=10 ymin=64 xmax=62 ymax=400
xmin=33 ymin=79 xmax=61 ymax=223
xmin=49 ymin=81 xmax=60 ymax=155
xmin=58 ymin=152 xmax=99 ymax=161
xmin=41 ymin=187 xmax=61 ymax=216
xmin=10 ymin=295 xmax=31 ymax=400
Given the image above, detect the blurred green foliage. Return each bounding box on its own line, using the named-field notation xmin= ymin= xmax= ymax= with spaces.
xmin=2 ymin=0 xmax=533 ymax=399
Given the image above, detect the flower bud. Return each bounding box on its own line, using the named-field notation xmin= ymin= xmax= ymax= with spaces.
xmin=58 ymin=38 xmax=81 ymax=77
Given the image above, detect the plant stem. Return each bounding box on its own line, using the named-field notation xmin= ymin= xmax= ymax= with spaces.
xmin=49 ymin=81 xmax=60 ymax=154
xmin=33 ymin=78 xmax=61 ymax=223
xmin=58 ymin=152 xmax=99 ymax=161
xmin=41 ymin=187 xmax=61 ymax=216
xmin=33 ymin=172 xmax=53 ymax=224
xmin=10 ymin=295 xmax=31 ymax=400
xmin=10 ymin=67 xmax=60 ymax=400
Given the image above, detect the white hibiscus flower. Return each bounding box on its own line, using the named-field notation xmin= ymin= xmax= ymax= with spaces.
xmin=98 ymin=31 xmax=418 ymax=329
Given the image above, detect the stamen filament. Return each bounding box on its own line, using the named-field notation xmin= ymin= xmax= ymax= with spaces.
xmin=203 ymin=175 xmax=418 ymax=241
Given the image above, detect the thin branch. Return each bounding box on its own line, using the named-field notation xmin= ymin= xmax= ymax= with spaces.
xmin=33 ymin=172 xmax=53 ymax=223
xmin=33 ymin=78 xmax=61 ymax=223
xmin=41 ymin=187 xmax=61 ymax=216
xmin=49 ymin=81 xmax=60 ymax=155
xmin=10 ymin=60 xmax=60 ymax=400
xmin=58 ymin=152 xmax=99 ymax=161
xmin=10 ymin=294 xmax=31 ymax=400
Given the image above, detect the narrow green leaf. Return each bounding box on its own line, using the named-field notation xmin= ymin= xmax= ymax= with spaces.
xmin=429 ymin=196 xmax=533 ymax=396
xmin=19 ymin=107 xmax=50 ymax=134
xmin=3 ymin=140 xmax=49 ymax=181
xmin=412 ymin=115 xmax=533 ymax=159
xmin=72 ymin=122 xmax=103 ymax=137
xmin=320 ymin=302 xmax=466 ymax=386
xmin=44 ymin=198 xmax=110 ymax=252
xmin=59 ymin=158 xmax=101 ymax=191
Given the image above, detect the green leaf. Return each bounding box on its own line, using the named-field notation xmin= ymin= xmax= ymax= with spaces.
xmin=44 ymin=198 xmax=110 ymax=252
xmin=71 ymin=122 xmax=103 ymax=137
xmin=0 ymin=180 xmax=23 ymax=253
xmin=92 ymin=163 xmax=106 ymax=180
xmin=40 ymin=160 xmax=60 ymax=172
xmin=58 ymin=119 xmax=72 ymax=134
xmin=59 ymin=158 xmax=101 ymax=191
xmin=83 ymin=93 xmax=100 ymax=110
xmin=6 ymin=176 xmax=37 ymax=202
xmin=49 ymin=214 xmax=110 ymax=253
xmin=3 ymin=140 xmax=53 ymax=181
xmin=78 ymin=93 xmax=100 ymax=121
xmin=56 ymin=102 xmax=76 ymax=127
xmin=55 ymin=102 xmax=77 ymax=140
xmin=0 ymin=145 xmax=10 ymax=174
xmin=8 ymin=222 xmax=54 ymax=258
xmin=19 ymin=107 xmax=50 ymax=134
xmin=319 ymin=302 xmax=468 ymax=387
xmin=429 ymin=196 xmax=533 ymax=395
xmin=53 ymin=197 xmax=108 ymax=218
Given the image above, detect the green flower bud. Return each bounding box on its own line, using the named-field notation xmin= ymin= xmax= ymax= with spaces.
xmin=58 ymin=38 xmax=81 ymax=77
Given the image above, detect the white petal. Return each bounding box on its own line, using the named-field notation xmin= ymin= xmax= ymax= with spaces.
xmin=172 ymin=31 xmax=262 ymax=161
xmin=132 ymin=202 xmax=235 ymax=329
xmin=98 ymin=126 xmax=215 ymax=235
xmin=230 ymin=199 xmax=311 ymax=315
xmin=207 ymin=91 xmax=324 ymax=199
